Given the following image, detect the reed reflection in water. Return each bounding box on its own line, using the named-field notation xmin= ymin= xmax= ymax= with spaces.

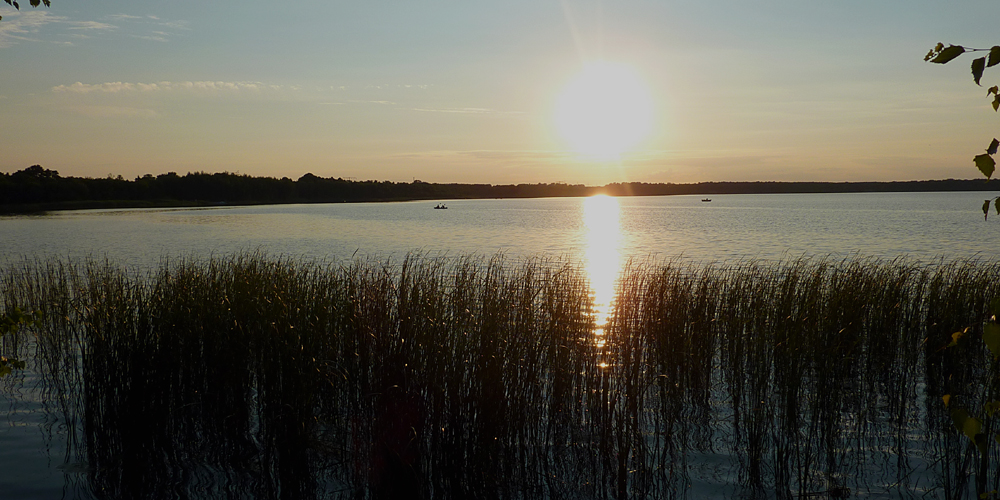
xmin=3 ymin=254 xmax=1000 ymax=499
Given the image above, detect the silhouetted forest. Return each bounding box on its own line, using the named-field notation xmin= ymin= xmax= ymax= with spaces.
xmin=3 ymin=164 xmax=1000 ymax=213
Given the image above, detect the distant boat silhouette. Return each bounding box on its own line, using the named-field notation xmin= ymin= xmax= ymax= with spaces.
xmin=701 ymin=198 xmax=712 ymax=202
xmin=434 ymin=203 xmax=448 ymax=209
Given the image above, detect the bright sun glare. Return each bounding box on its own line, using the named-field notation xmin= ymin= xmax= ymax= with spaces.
xmin=583 ymin=194 xmax=622 ymax=347
xmin=554 ymin=61 xmax=655 ymax=160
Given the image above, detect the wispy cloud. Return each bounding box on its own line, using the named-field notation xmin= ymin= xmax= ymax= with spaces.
xmin=156 ymin=20 xmax=189 ymax=31
xmin=103 ymin=13 xmax=189 ymax=42
xmin=131 ymin=33 xmax=168 ymax=43
xmin=0 ymin=10 xmax=186 ymax=48
xmin=393 ymin=150 xmax=573 ymax=163
xmin=52 ymin=80 xmax=284 ymax=94
xmin=348 ymin=99 xmax=396 ymax=105
xmin=457 ymin=150 xmax=572 ymax=162
xmin=66 ymin=105 xmax=159 ymax=119
xmin=66 ymin=21 xmax=116 ymax=31
xmin=110 ymin=13 xmax=189 ymax=32
xmin=0 ymin=10 xmax=59 ymax=47
xmin=365 ymin=84 xmax=429 ymax=90
xmin=412 ymin=107 xmax=524 ymax=116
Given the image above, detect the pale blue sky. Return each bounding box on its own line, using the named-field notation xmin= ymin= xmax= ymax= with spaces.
xmin=1 ymin=0 xmax=996 ymax=185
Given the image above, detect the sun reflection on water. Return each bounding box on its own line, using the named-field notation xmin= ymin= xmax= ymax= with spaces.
xmin=582 ymin=195 xmax=622 ymax=347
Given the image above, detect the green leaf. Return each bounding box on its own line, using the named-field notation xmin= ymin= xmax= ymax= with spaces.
xmin=931 ymin=45 xmax=965 ymax=64
xmin=993 ymin=95 xmax=1000 ymax=112
xmin=984 ymin=322 xmax=1000 ymax=358
xmin=943 ymin=394 xmax=952 ymax=407
xmin=966 ymin=417 xmax=983 ymax=441
xmin=990 ymin=86 xmax=1000 ymax=97
xmin=985 ymin=400 xmax=1000 ymax=416
xmin=995 ymin=198 xmax=1000 ymax=216
xmin=990 ymin=46 xmax=1000 ymax=68
xmin=985 ymin=200 xmax=991 ymax=220
xmin=975 ymin=154 xmax=996 ymax=179
xmin=973 ymin=57 xmax=986 ymax=85
xmin=949 ymin=328 xmax=967 ymax=347
xmin=952 ymin=408 xmax=983 ymax=441
xmin=990 ymin=139 xmax=1000 ymax=156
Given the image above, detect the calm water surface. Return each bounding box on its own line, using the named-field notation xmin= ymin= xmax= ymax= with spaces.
xmin=1 ymin=192 xmax=997 ymax=267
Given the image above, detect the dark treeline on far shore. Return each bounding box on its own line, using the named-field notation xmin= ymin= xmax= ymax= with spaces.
xmin=3 ymin=164 xmax=1000 ymax=213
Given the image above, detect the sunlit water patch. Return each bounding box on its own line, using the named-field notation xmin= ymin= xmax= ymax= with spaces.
xmin=583 ymin=195 xmax=622 ymax=346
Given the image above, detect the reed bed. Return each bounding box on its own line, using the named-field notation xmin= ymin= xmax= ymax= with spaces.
xmin=2 ymin=253 xmax=1000 ymax=499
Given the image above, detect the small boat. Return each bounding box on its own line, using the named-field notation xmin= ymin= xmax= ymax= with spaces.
xmin=434 ymin=203 xmax=448 ymax=209
xmin=701 ymin=198 xmax=712 ymax=202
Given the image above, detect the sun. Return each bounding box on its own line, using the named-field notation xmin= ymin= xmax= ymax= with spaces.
xmin=553 ymin=61 xmax=655 ymax=160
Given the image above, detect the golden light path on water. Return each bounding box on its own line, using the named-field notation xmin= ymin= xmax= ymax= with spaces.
xmin=582 ymin=195 xmax=623 ymax=352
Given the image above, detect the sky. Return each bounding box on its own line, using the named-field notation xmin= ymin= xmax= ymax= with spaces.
xmin=0 ymin=0 xmax=997 ymax=185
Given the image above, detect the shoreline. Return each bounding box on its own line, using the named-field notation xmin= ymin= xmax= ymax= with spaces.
xmin=3 ymin=177 xmax=1000 ymax=215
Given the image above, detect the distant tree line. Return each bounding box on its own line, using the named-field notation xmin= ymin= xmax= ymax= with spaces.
xmin=2 ymin=165 xmax=1000 ymax=213
xmin=0 ymin=166 xmax=596 ymax=212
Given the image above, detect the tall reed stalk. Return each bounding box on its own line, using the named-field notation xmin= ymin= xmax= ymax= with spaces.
xmin=2 ymin=253 xmax=999 ymax=499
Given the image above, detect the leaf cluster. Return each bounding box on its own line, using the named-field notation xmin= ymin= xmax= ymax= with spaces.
xmin=944 ymin=297 xmax=1000 ymax=476
xmin=0 ymin=0 xmax=49 ymax=21
xmin=0 ymin=307 xmax=35 ymax=377
xmin=927 ymin=43 xmax=1000 ymax=218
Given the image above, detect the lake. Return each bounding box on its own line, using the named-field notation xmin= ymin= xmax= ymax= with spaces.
xmin=2 ymin=191 xmax=998 ymax=268
xmin=1 ymin=191 xmax=999 ymax=499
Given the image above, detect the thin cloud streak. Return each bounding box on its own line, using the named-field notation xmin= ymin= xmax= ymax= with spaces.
xmin=394 ymin=150 xmax=574 ymax=162
xmin=411 ymin=107 xmax=524 ymax=115
xmin=0 ymin=10 xmax=186 ymax=48
xmin=347 ymin=99 xmax=397 ymax=105
xmin=52 ymin=81 xmax=284 ymax=94
xmin=67 ymin=21 xmax=116 ymax=31
xmin=66 ymin=105 xmax=159 ymax=119
xmin=131 ymin=34 xmax=168 ymax=43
